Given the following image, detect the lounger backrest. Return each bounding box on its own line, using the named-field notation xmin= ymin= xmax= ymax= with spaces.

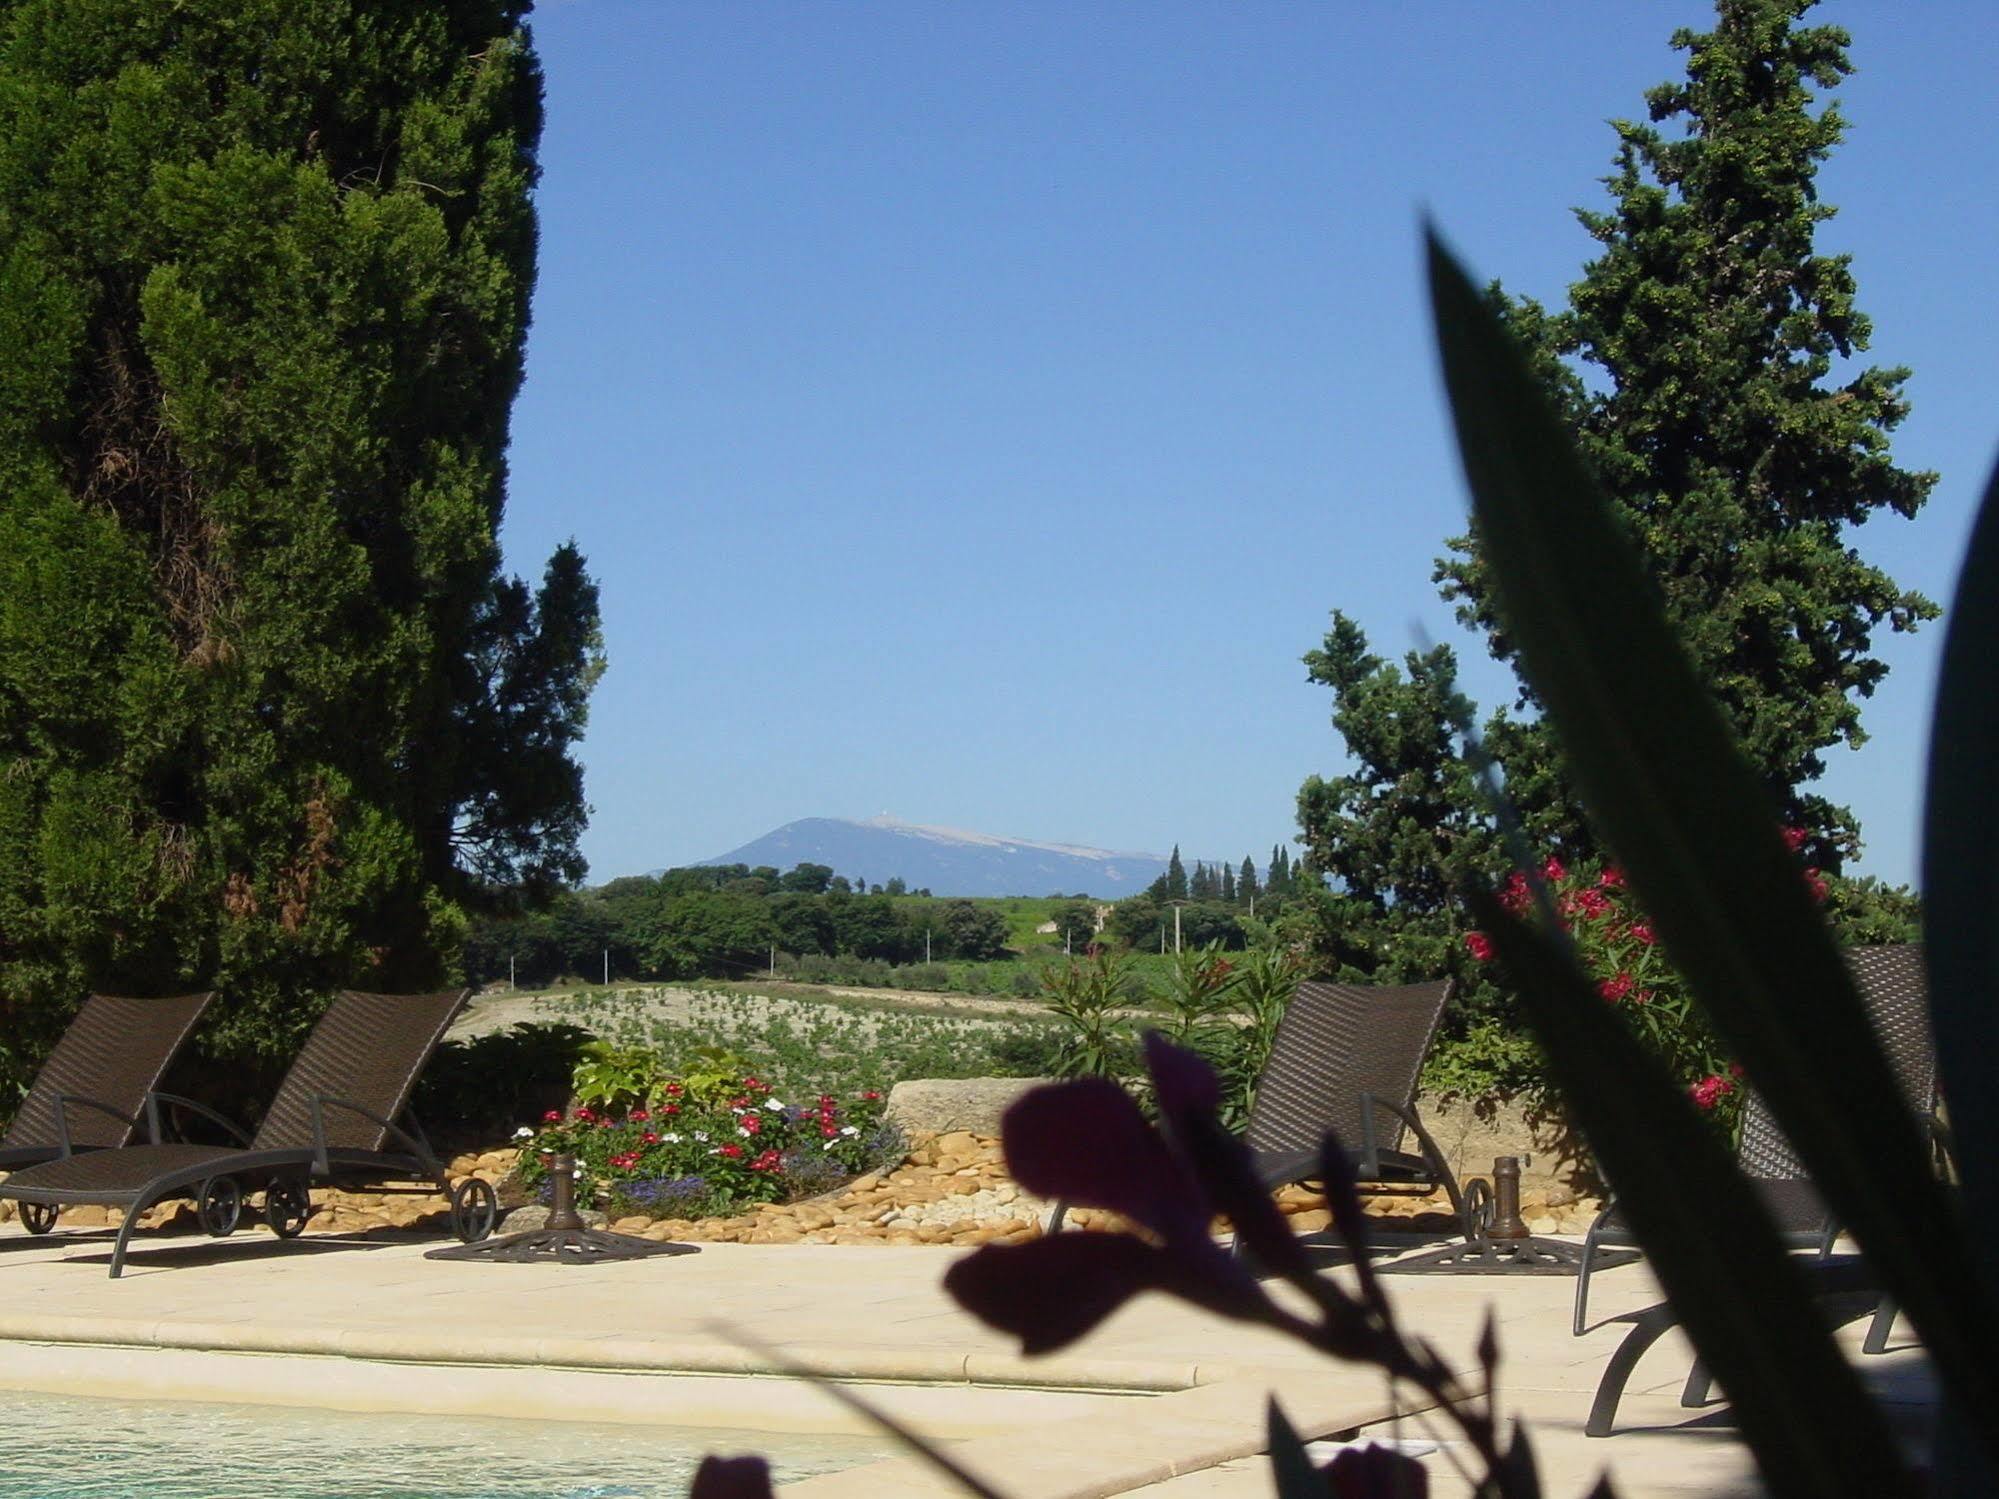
xmin=1246 ymin=978 xmax=1453 ymax=1162
xmin=1737 ymin=943 xmax=1934 ymax=1191
xmin=1 ymin=992 xmax=213 ymax=1151
xmin=250 ymin=989 xmax=467 ymax=1153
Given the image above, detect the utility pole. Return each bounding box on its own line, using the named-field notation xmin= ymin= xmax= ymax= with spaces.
xmin=602 ymin=948 xmax=608 ymax=987
xmin=1165 ymin=899 xmax=1190 ymax=954
xmin=509 ymin=954 xmax=515 ymax=992
xmin=925 ymin=928 xmax=932 ymax=962
xmin=770 ymin=944 xmax=777 ymax=978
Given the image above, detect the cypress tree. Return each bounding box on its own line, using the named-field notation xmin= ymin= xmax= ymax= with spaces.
xmin=0 ymin=1 xmax=599 ymax=1088
xmin=1165 ymin=845 xmax=1187 ymax=900
xmin=1435 ymin=0 xmax=1935 ymax=867
xmin=1238 ymin=856 xmax=1258 ymax=903
xmin=1220 ymin=862 xmax=1236 ymax=903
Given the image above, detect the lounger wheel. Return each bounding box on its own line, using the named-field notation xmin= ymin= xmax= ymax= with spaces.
xmin=197 ymin=1176 xmax=243 ymax=1237
xmin=20 ymin=1202 xmax=58 ymax=1235
xmin=1460 ymin=1177 xmax=1494 ymax=1241
xmin=266 ymin=1177 xmax=311 ymax=1238
xmin=450 ymin=1177 xmax=497 ymax=1243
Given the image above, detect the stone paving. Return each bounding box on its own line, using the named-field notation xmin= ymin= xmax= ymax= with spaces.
xmin=0 ymin=1197 xmax=1936 ymax=1499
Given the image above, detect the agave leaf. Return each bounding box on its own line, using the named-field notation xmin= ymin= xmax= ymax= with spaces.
xmin=1920 ymin=458 xmax=1999 ymax=1495
xmin=1425 ymin=226 xmax=1999 ymax=1442
xmin=1922 ymin=457 xmax=1999 ymax=1295
xmin=1473 ymin=890 xmax=1913 ymax=1498
xmin=1265 ymin=1400 xmax=1323 ymax=1499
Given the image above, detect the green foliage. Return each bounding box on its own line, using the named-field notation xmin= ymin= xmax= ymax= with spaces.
xmin=1433 ymin=0 xmax=1936 ymax=870
xmin=1039 ymin=949 xmax=1142 ymax=1080
xmin=1294 ymin=0 xmax=1930 ymax=1107
xmin=0 ymin=1 xmax=598 ymax=1096
xmin=412 ymin=1021 xmax=587 ymax=1145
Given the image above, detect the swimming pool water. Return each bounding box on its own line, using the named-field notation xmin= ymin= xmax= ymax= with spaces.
xmin=0 ymin=1390 xmax=897 ymax=1498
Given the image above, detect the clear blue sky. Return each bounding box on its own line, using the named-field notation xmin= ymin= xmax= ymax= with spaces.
xmin=499 ymin=1 xmax=1997 ymax=890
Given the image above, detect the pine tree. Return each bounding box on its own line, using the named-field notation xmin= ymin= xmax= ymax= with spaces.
xmin=1239 ymin=857 xmax=1259 ymax=903
xmin=1221 ymin=862 xmax=1237 ymax=903
xmin=0 ymin=1 xmax=597 ymax=1088
xmin=1435 ymin=0 xmax=1935 ymax=867
xmin=1166 ymin=845 xmax=1188 ymax=900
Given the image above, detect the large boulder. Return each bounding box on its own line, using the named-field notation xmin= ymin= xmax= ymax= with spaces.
xmin=886 ymin=1077 xmax=1050 ymax=1137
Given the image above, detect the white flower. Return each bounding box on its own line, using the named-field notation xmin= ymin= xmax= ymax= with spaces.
xmin=513 ymin=1126 xmax=535 ymax=1139
xmin=840 ymin=1125 xmax=859 ymax=1137
xmin=693 ymin=1131 xmax=710 ymax=1142
xmin=764 ymin=1098 xmax=785 ymax=1111
xmin=822 ymin=1139 xmax=838 ymax=1151
xmin=662 ymin=1133 xmax=682 ymax=1144
xmin=737 ymin=1126 xmax=753 ymax=1138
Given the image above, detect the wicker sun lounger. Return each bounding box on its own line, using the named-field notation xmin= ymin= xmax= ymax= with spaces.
xmin=1580 ymin=945 xmax=1939 ymax=1437
xmin=1242 ymin=977 xmax=1463 ymax=1217
xmin=1 ymin=991 xmax=214 ymax=1236
xmin=1043 ymin=976 xmax=1465 ymax=1238
xmin=0 ymin=988 xmax=497 ymax=1276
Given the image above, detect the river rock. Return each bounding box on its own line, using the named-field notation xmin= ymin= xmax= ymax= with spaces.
xmin=497 ymin=1204 xmax=609 ymax=1233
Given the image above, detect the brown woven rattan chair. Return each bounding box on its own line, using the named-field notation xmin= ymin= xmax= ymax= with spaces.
xmin=1241 ymin=977 xmax=1463 ymax=1216
xmin=1043 ymin=977 xmax=1465 ymax=1237
xmin=1 ymin=992 xmax=213 ymax=1236
xmin=1580 ymin=944 xmax=1938 ymax=1437
xmin=0 ymin=989 xmax=496 ymax=1276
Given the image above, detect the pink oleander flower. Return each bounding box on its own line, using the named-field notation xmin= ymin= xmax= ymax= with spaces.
xmin=1599 ymin=866 xmax=1626 ymax=888
xmin=1782 ymin=826 xmax=1809 ymax=852
xmin=1598 ymin=972 xmax=1634 ymax=1002
xmin=1690 ymin=1075 xmax=1735 ymax=1111
xmin=1542 ymin=856 xmax=1566 ymax=883
xmin=1463 ymin=931 xmax=1495 ymax=962
xmin=1629 ymin=921 xmax=1656 ymax=946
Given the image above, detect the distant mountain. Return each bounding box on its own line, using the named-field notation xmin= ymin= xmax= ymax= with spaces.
xmin=698 ymin=816 xmax=1169 ymax=899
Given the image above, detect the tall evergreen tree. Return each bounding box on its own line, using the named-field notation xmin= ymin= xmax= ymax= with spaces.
xmin=1220 ymin=862 xmax=1236 ymax=903
xmin=1165 ymin=845 xmax=1187 ymax=900
xmin=0 ymin=1 xmax=598 ymax=1088
xmin=1435 ymin=0 xmax=1934 ymax=868
xmin=1238 ymin=856 xmax=1259 ymax=903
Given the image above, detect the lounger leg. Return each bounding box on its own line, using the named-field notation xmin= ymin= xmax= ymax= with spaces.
xmin=1681 ymin=1359 xmax=1716 ymax=1408
xmin=1587 ymin=1304 xmax=1680 ymax=1438
xmin=1043 ymin=1198 xmax=1070 ymax=1234
xmin=1863 ymin=1296 xmax=1898 ymax=1355
xmin=108 ymin=1200 xmax=147 ymax=1279
xmin=1573 ymin=1223 xmax=1603 ymax=1337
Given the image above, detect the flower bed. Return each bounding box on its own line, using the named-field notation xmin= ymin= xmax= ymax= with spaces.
xmin=513 ymin=1072 xmax=899 ymax=1219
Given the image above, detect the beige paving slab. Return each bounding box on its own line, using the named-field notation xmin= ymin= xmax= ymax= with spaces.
xmin=0 ymin=1222 xmax=1935 ymax=1499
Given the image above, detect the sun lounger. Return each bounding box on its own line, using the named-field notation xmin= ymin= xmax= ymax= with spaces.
xmin=0 ymin=988 xmax=496 ymax=1276
xmin=1 ymin=991 xmax=213 ymax=1235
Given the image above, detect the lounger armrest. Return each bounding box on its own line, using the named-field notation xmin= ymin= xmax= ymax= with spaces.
xmin=52 ymin=1093 xmax=139 ymax=1155
xmin=306 ymin=1095 xmax=440 ymax=1177
xmin=143 ymin=1091 xmax=253 ymax=1148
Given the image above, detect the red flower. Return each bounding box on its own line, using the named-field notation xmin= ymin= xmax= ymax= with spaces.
xmin=1629 ymin=921 xmax=1657 ymax=946
xmin=663 ymin=1082 xmax=684 ymax=1096
xmin=1599 ymin=866 xmax=1626 ymax=888
xmin=1630 ymin=987 xmax=1654 ymax=1005
xmin=1575 ymin=888 xmax=1612 ymax=920
xmin=860 ymin=1090 xmax=882 ymax=1102
xmin=717 ymin=1144 xmax=744 ymax=1159
xmin=749 ymin=1149 xmax=784 ymax=1173
xmin=661 ymin=1103 xmax=681 ymax=1115
xmin=821 ymin=1124 xmax=839 ymax=1138
xmin=1782 ymin=826 xmax=1809 ymax=853
xmin=1598 ymin=972 xmax=1634 ymax=1003
xmin=598 ymin=1118 xmax=616 ymax=1129
xmin=541 ymin=1110 xmax=562 ymax=1123
xmin=818 ymin=1095 xmax=836 ymax=1108
xmin=630 ymin=1108 xmax=650 ymax=1122
xmin=1542 ymin=856 xmax=1566 ymax=883
xmin=574 ymin=1108 xmax=595 ymax=1123
xmin=1463 ymin=931 xmax=1495 ymax=962
xmin=728 ymin=1097 xmax=750 ymax=1111
xmin=742 ymin=1077 xmax=766 ymax=1091
xmin=1690 ymin=1075 xmax=1735 ymax=1111
xmin=1497 ymin=871 xmax=1532 ymax=915
xmin=740 ymin=1115 xmax=762 ymax=1135
xmin=1804 ymin=868 xmax=1829 ymax=904
xmin=642 ymin=1131 xmax=661 ymax=1145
